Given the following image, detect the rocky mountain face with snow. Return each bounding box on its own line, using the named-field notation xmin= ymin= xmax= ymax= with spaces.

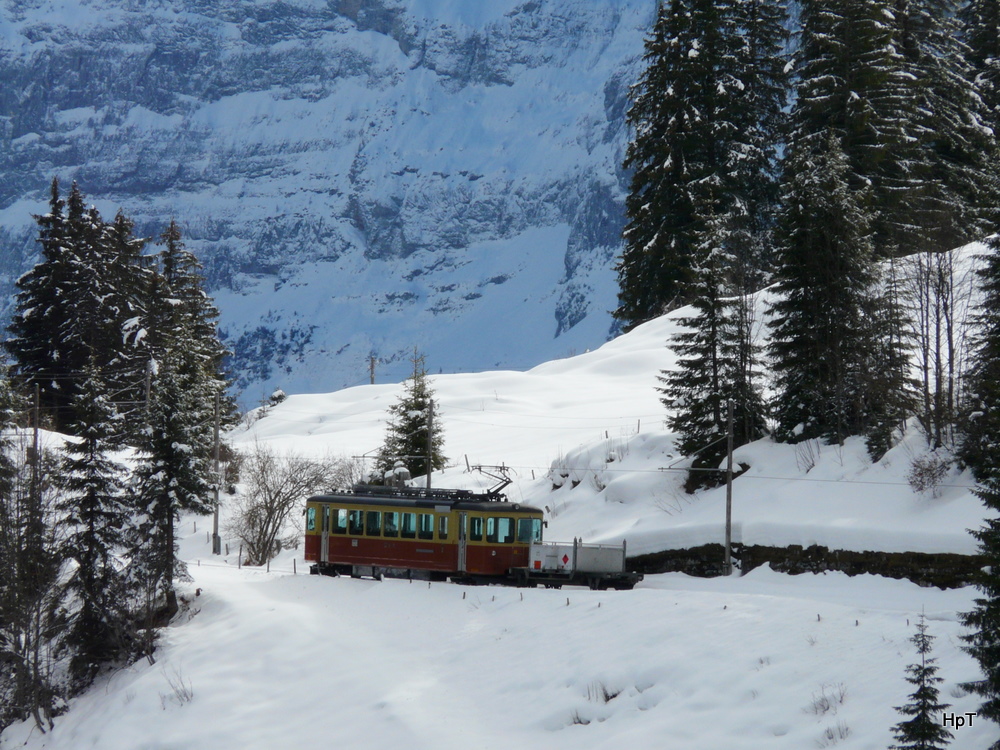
xmin=0 ymin=0 xmax=652 ymax=403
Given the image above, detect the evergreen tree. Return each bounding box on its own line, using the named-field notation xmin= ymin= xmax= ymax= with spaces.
xmin=961 ymin=240 xmax=1000 ymax=741
xmin=790 ymin=0 xmax=919 ymax=256
xmin=860 ymin=268 xmax=916 ymax=457
xmin=99 ymin=210 xmax=153 ymax=431
xmin=130 ymin=349 xmax=214 ymax=626
xmin=788 ymin=0 xmax=992 ymax=451
xmin=914 ymin=0 xmax=996 ymax=447
xmin=0 ymin=373 xmax=28 ymax=732
xmin=961 ymin=476 xmax=1000 ymax=747
xmin=6 ymin=181 xmax=151 ymax=432
xmin=897 ymin=0 xmax=999 ymax=258
xmin=961 ymin=0 xmax=1000 ymax=134
xmin=769 ymin=132 xmax=899 ymax=446
xmin=6 ymin=179 xmax=74 ymax=427
xmin=960 ymin=238 xmax=1000 ymax=479
xmin=614 ymin=0 xmax=787 ymax=330
xmin=0 ymin=381 xmax=61 ymax=733
xmin=147 ymin=221 xmax=233 ymax=420
xmin=729 ymin=0 xmax=790 ymax=289
xmin=659 ymin=202 xmax=766 ymax=489
xmin=890 ymin=614 xmax=953 ymax=750
xmin=129 ymin=222 xmax=229 ymax=626
xmin=377 ymin=352 xmax=446 ymax=482
xmin=57 ymin=364 xmax=133 ymax=690
xmin=895 ymin=1 xmax=998 ymax=449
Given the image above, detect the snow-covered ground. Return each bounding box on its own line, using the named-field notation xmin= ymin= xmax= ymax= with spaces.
xmin=1 ymin=558 xmax=990 ymax=749
xmin=3 ymin=253 xmax=996 ymax=748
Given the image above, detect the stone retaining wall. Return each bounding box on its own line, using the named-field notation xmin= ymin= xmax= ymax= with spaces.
xmin=629 ymin=543 xmax=985 ymax=589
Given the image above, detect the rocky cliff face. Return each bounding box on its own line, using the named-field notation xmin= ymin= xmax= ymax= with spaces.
xmin=0 ymin=0 xmax=651 ymax=403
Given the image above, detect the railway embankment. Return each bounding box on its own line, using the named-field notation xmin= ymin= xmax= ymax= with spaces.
xmin=629 ymin=543 xmax=985 ymax=589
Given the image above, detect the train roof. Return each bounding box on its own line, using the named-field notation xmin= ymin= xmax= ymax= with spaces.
xmin=307 ymin=485 xmax=543 ymax=514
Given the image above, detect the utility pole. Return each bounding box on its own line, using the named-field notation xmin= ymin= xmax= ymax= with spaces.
xmin=369 ymin=355 xmax=377 ymax=385
xmin=212 ymin=390 xmax=221 ymax=555
xmin=30 ymin=383 xmax=39 ymax=504
xmin=426 ymin=399 xmax=433 ymax=489
xmin=724 ymin=399 xmax=734 ymax=576
xmin=144 ymin=358 xmax=153 ymax=419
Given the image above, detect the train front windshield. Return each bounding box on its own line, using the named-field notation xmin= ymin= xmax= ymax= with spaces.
xmin=517 ymin=518 xmax=543 ymax=544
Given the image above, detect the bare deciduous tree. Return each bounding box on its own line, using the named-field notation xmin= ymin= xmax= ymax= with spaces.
xmin=226 ymin=443 xmax=359 ymax=566
xmin=903 ymin=248 xmax=978 ymax=450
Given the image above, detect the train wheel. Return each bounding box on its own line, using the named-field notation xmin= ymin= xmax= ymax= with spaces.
xmin=510 ymin=570 xmax=531 ymax=588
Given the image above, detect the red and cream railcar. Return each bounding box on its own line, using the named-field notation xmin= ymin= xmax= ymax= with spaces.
xmin=304 ymin=485 xmax=544 ymax=583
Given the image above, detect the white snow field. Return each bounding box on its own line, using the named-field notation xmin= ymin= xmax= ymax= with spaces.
xmin=2 ymin=244 xmax=997 ymax=749
xmin=2 ymin=562 xmax=989 ymax=750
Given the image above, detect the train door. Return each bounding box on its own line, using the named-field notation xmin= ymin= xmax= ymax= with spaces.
xmin=457 ymin=512 xmax=468 ymax=573
xmin=321 ymin=505 xmax=331 ymax=564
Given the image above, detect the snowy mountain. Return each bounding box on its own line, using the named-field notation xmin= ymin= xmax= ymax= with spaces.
xmin=1 ymin=272 xmax=994 ymax=749
xmin=0 ymin=0 xmax=655 ymax=403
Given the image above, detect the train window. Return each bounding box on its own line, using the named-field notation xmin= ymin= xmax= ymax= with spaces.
xmin=486 ymin=517 xmax=497 ymax=543
xmin=470 ymin=516 xmax=483 ymax=542
xmin=517 ymin=518 xmax=542 ymax=543
xmin=366 ymin=511 xmax=382 ymax=536
xmin=322 ymin=506 xmax=330 ymax=533
xmin=498 ymin=517 xmax=514 ymax=544
xmin=438 ymin=515 xmax=449 ymax=540
xmin=384 ymin=512 xmax=399 ymax=538
xmin=348 ymin=510 xmax=364 ymax=535
xmin=333 ymin=509 xmax=347 ymax=535
xmin=401 ymin=513 xmax=416 ymax=539
xmin=306 ymin=507 xmax=316 ymax=531
xmin=418 ymin=513 xmax=434 ymax=540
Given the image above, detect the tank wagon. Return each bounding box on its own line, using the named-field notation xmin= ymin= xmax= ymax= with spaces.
xmin=304 ymin=485 xmax=641 ymax=590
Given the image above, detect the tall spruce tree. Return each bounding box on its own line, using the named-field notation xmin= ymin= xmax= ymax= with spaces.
xmin=0 ymin=384 xmax=61 ymax=733
xmin=960 ymin=239 xmax=1000 ymax=479
xmin=6 ymin=181 xmax=151 ymax=432
xmin=890 ymin=614 xmax=953 ymax=750
xmin=959 ymin=242 xmax=1000 ymax=743
xmin=659 ymin=202 xmax=766 ymax=489
xmin=614 ymin=0 xmax=787 ymax=330
xmin=57 ymin=364 xmax=133 ymax=690
xmin=131 ymin=349 xmax=214 ymax=625
xmin=6 ymin=179 xmax=75 ymax=428
xmin=99 ymin=210 xmax=153 ymax=431
xmin=377 ymin=352 xmax=446 ymax=482
xmin=790 ymin=0 xmax=919 ymax=256
xmin=961 ymin=478 xmax=1000 ymax=746
xmin=151 ymin=221 xmax=232 ymax=417
xmin=860 ymin=269 xmax=916 ymax=457
xmin=0 ymin=374 xmax=32 ymax=732
xmin=961 ymin=0 xmax=1000 ymax=134
xmin=895 ymin=0 xmax=999 ymax=449
xmin=897 ymin=0 xmax=999 ymax=256
xmin=769 ymin=132 xmax=891 ymax=445
xmin=130 ymin=223 xmax=228 ymax=624
xmin=729 ymin=0 xmax=789 ymax=289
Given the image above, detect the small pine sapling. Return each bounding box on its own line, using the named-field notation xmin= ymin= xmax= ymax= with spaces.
xmin=890 ymin=614 xmax=953 ymax=749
